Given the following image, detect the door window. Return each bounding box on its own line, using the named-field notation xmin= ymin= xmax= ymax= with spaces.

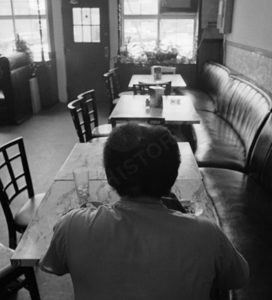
xmin=72 ymin=7 xmax=100 ymax=43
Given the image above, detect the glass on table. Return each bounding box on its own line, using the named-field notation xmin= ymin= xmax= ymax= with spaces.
xmin=73 ymin=167 xmax=90 ymax=206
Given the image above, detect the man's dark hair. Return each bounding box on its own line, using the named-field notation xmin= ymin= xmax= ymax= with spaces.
xmin=103 ymin=123 xmax=181 ymax=198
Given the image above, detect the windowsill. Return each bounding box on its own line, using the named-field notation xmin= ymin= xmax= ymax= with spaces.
xmin=116 ymin=60 xmax=197 ymax=66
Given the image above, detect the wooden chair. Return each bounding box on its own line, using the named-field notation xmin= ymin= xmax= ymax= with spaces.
xmin=0 ymin=137 xmax=44 ymax=249
xmin=0 ymin=243 xmax=40 ymax=299
xmin=68 ymin=89 xmax=112 ymax=143
xmin=109 ymin=67 xmax=133 ymax=97
xmin=151 ymin=65 xmax=176 ymax=75
xmin=103 ymin=68 xmax=133 ymax=112
xmin=111 ymin=118 xmax=165 ymax=128
xmin=133 ymin=81 xmax=172 ymax=96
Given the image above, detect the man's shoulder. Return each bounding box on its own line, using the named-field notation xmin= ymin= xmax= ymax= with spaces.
xmin=170 ymin=211 xmax=221 ymax=235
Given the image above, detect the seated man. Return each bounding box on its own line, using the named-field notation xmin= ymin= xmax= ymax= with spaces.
xmin=40 ymin=124 xmax=249 ymax=300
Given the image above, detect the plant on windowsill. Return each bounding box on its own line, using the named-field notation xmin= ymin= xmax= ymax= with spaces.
xmin=15 ymin=34 xmax=37 ymax=77
xmin=117 ymin=43 xmax=195 ymax=66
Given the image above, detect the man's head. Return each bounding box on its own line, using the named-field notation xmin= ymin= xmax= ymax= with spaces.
xmin=103 ymin=123 xmax=181 ymax=198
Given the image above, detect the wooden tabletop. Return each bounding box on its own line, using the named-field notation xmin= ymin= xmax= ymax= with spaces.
xmin=11 ymin=142 xmax=217 ymax=267
xmin=55 ymin=142 xmax=201 ymax=181
xmin=109 ymin=95 xmax=200 ymax=125
xmin=128 ymin=74 xmax=187 ymax=88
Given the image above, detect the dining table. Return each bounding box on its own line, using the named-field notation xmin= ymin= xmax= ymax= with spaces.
xmin=109 ymin=95 xmax=200 ymax=127
xmin=128 ymin=74 xmax=186 ymax=89
xmin=11 ymin=142 xmax=218 ymax=267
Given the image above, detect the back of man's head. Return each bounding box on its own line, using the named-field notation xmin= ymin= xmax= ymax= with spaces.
xmin=103 ymin=123 xmax=180 ymax=198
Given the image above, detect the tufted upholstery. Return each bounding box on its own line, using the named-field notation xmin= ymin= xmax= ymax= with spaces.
xmin=193 ymin=62 xmax=272 ymax=299
xmin=193 ymin=111 xmax=246 ymax=170
xmin=192 ymin=63 xmax=272 ymax=171
xmin=201 ymin=167 xmax=272 ymax=300
xmin=200 ymin=62 xmax=231 ymax=104
xmin=182 ymin=62 xmax=231 ymax=113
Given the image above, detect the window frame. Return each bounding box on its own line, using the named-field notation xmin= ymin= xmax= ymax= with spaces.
xmin=121 ymin=0 xmax=198 ymax=63
xmin=0 ymin=0 xmax=49 ymax=62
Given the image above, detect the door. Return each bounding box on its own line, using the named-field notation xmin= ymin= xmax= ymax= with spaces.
xmin=62 ymin=0 xmax=110 ymax=113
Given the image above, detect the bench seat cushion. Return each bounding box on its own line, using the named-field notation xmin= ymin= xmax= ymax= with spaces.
xmin=200 ymin=167 xmax=272 ymax=300
xmin=182 ymin=88 xmax=216 ymax=112
xmin=193 ymin=111 xmax=246 ymax=171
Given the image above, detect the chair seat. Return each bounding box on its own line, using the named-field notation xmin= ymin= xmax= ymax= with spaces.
xmin=193 ymin=111 xmax=246 ymax=171
xmin=14 ymin=193 xmax=45 ymax=232
xmin=92 ymin=124 xmax=112 ymax=138
xmin=200 ymin=167 xmax=272 ymax=300
xmin=0 ymin=243 xmax=14 ymax=270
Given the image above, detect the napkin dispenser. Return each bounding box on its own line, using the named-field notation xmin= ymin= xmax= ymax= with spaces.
xmin=151 ymin=65 xmax=162 ymax=80
xmin=149 ymin=86 xmax=164 ymax=108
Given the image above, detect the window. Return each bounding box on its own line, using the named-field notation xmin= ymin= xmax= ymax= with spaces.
xmin=72 ymin=8 xmax=100 ymax=43
xmin=121 ymin=0 xmax=198 ymax=63
xmin=0 ymin=0 xmax=49 ymax=62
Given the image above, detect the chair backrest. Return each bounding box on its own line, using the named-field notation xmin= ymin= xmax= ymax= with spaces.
xmin=68 ymin=89 xmax=99 ymax=143
xmin=151 ymin=65 xmax=176 ymax=75
xmin=133 ymin=81 xmax=172 ymax=96
xmin=0 ymin=243 xmax=41 ymax=299
xmin=0 ymin=137 xmax=34 ymax=249
xmin=111 ymin=118 xmax=165 ymax=128
xmin=103 ymin=69 xmax=119 ymax=112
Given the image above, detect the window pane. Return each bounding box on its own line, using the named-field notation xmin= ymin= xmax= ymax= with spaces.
xmin=74 ymin=26 xmax=82 ymax=42
xmin=124 ymin=0 xmax=158 ymax=15
xmin=13 ymin=0 xmax=46 ymax=15
xmin=160 ymin=19 xmax=195 ymax=59
xmin=82 ymin=26 xmax=91 ymax=42
xmin=124 ymin=19 xmax=157 ymax=52
xmin=73 ymin=8 xmax=82 ymax=25
xmin=82 ymin=8 xmax=91 ymax=25
xmin=91 ymin=26 xmax=100 ymax=42
xmin=0 ymin=0 xmax=12 ymax=15
xmin=16 ymin=18 xmax=48 ymax=61
xmin=0 ymin=19 xmax=15 ymax=54
xmin=91 ymin=8 xmax=100 ymax=25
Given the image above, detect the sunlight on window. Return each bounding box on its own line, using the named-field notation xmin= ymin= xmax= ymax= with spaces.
xmin=121 ymin=0 xmax=197 ymax=63
xmin=124 ymin=0 xmax=158 ymax=15
xmin=0 ymin=0 xmax=49 ymax=61
xmin=72 ymin=7 xmax=101 ymax=43
xmin=13 ymin=0 xmax=46 ymax=15
xmin=160 ymin=19 xmax=195 ymax=59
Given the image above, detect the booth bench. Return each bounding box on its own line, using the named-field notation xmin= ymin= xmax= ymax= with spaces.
xmin=183 ymin=61 xmax=272 ymax=300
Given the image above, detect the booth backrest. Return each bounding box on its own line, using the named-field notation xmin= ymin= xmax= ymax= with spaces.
xmin=221 ymin=75 xmax=272 ymax=158
xmin=201 ymin=62 xmax=272 ymax=164
xmin=248 ymin=114 xmax=272 ymax=193
xmin=200 ymin=62 xmax=231 ymax=104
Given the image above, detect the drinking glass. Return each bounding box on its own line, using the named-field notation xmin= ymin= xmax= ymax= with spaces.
xmin=73 ymin=167 xmax=89 ymax=206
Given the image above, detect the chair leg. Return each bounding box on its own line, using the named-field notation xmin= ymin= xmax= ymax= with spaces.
xmin=24 ymin=267 xmax=41 ymax=300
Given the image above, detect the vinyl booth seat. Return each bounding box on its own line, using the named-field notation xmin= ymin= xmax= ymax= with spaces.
xmin=189 ymin=62 xmax=272 ymax=300
xmin=200 ymin=114 xmax=272 ymax=300
xmin=190 ymin=62 xmax=272 ymax=172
